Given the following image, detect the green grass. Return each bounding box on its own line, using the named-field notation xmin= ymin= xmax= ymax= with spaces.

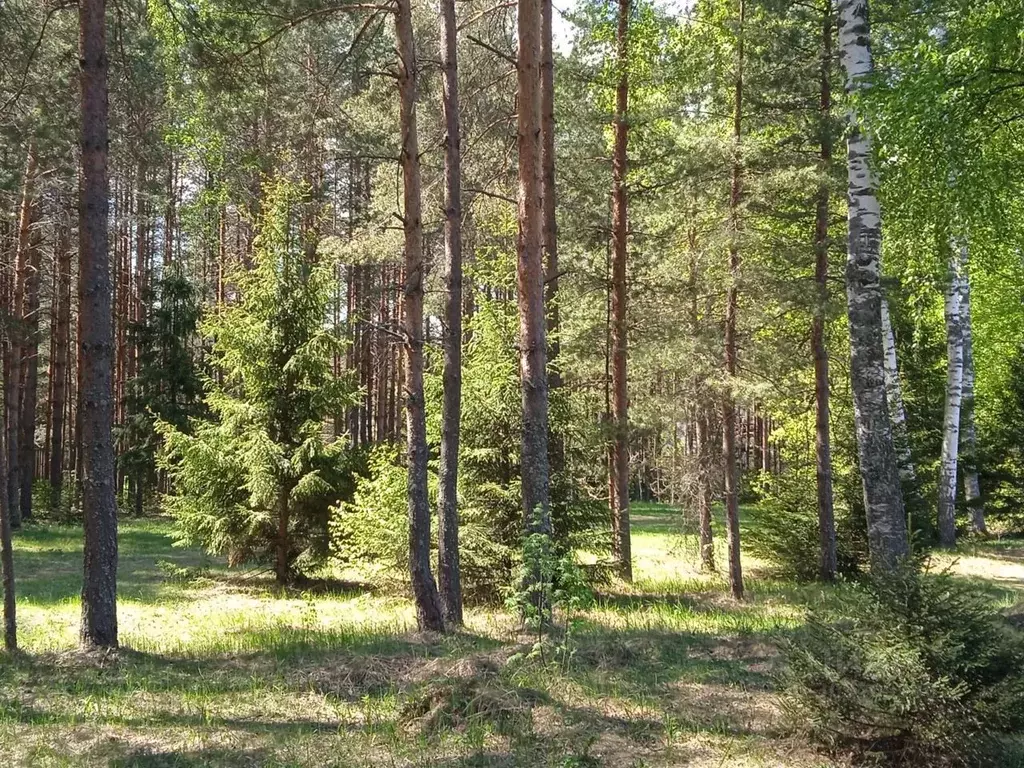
xmin=0 ymin=505 xmax=1021 ymax=767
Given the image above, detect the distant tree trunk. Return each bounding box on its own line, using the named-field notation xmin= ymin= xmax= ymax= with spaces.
xmin=610 ymin=0 xmax=632 ymax=581
xmin=0 ymin=345 xmax=14 ymax=650
xmin=396 ymin=0 xmax=445 ymax=633
xmin=722 ymin=0 xmax=745 ymax=600
xmin=959 ymin=263 xmax=984 ymax=534
xmin=517 ymin=0 xmax=551 ymax=539
xmin=837 ymin=0 xmax=908 ymax=572
xmin=437 ymin=0 xmax=464 ymax=627
xmin=938 ymin=242 xmax=965 ymax=549
xmin=695 ymin=405 xmax=715 ymax=572
xmin=275 ymin=483 xmax=292 ymax=584
xmin=19 ymin=196 xmax=42 ymax=523
xmin=813 ymin=2 xmax=837 ymax=582
xmin=8 ymin=147 xmax=38 ymax=530
xmin=79 ymin=0 xmax=119 ymax=648
xmin=541 ymin=0 xmax=563 ymax=476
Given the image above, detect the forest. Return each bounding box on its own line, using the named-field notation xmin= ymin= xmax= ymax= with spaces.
xmin=1 ymin=0 xmax=1024 ymax=765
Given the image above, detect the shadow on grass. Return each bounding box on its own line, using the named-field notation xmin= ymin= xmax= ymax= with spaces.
xmin=108 ymin=747 xmax=273 ymax=767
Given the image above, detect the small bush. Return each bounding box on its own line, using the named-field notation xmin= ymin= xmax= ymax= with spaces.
xmin=748 ymin=464 xmax=869 ymax=580
xmin=781 ymin=565 xmax=1024 ymax=766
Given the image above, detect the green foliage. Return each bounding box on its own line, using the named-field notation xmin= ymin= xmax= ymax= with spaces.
xmin=781 ymin=566 xmax=1024 ymax=765
xmin=119 ymin=269 xmax=206 ymax=508
xmin=159 ymin=178 xmax=356 ymax=578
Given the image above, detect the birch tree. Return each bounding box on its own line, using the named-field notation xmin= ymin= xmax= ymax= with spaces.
xmin=959 ymin=265 xmax=984 ymax=534
xmin=938 ymin=242 xmax=965 ymax=548
xmin=837 ymin=0 xmax=908 ymax=571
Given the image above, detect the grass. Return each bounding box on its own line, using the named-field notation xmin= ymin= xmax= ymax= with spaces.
xmin=0 ymin=503 xmax=1021 ymax=767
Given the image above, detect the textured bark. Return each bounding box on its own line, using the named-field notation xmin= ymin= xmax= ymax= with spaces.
xmin=813 ymin=2 xmax=837 ymax=581
xmin=610 ymin=0 xmax=632 ymax=581
xmin=838 ymin=0 xmax=909 ymax=571
xmin=79 ymin=0 xmax=119 ymax=648
xmin=541 ymin=0 xmax=563 ymax=476
xmin=0 ymin=350 xmax=13 ymax=650
xmin=722 ymin=0 xmax=745 ymax=601
xmin=517 ymin=0 xmax=551 ymax=536
xmin=960 ymin=264 xmax=984 ymax=534
xmin=880 ymin=299 xmax=916 ymax=486
xmin=397 ymin=0 xmax=445 ymax=633
xmin=938 ymin=242 xmax=965 ymax=549
xmin=437 ymin=0 xmax=464 ymax=627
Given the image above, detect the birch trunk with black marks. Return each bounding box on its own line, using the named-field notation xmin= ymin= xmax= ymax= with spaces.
xmin=880 ymin=299 xmax=916 ymax=487
xmin=437 ymin=0 xmax=464 ymax=627
xmin=938 ymin=243 xmax=965 ymax=548
xmin=396 ymin=0 xmax=445 ymax=632
xmin=517 ymin=0 xmax=551 ymax=539
xmin=722 ymin=0 xmax=745 ymax=600
xmin=838 ymin=0 xmax=908 ymax=571
xmin=813 ymin=1 xmax=837 ymax=581
xmin=959 ymin=263 xmax=984 ymax=534
xmin=610 ymin=0 xmax=632 ymax=581
xmin=79 ymin=0 xmax=119 ymax=648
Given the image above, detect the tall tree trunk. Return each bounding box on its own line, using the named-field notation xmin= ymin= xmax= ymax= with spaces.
xmin=610 ymin=0 xmax=632 ymax=581
xmin=541 ymin=0 xmax=563 ymax=476
xmin=837 ymin=0 xmax=908 ymax=571
xmin=0 ymin=340 xmax=14 ymax=651
xmin=79 ymin=0 xmax=119 ymax=648
xmin=813 ymin=2 xmax=837 ymax=581
xmin=722 ymin=0 xmax=745 ymax=600
xmin=437 ymin=0 xmax=464 ymax=627
xmin=8 ymin=147 xmax=38 ymax=530
xmin=517 ymin=0 xmax=551 ymax=539
xmin=938 ymin=242 xmax=965 ymax=549
xmin=959 ymin=263 xmax=984 ymax=534
xmin=19 ymin=197 xmax=42 ymax=523
xmin=695 ymin=405 xmax=715 ymax=572
xmin=396 ymin=0 xmax=445 ymax=633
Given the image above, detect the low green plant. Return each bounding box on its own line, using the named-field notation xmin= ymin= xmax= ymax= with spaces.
xmin=781 ymin=564 xmax=1024 ymax=766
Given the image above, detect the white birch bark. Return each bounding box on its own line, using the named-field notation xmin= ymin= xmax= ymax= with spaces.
xmin=937 ymin=242 xmax=965 ymax=548
xmin=880 ymin=298 xmax=916 ymax=485
xmin=838 ymin=0 xmax=909 ymax=571
xmin=959 ymin=255 xmax=985 ymax=533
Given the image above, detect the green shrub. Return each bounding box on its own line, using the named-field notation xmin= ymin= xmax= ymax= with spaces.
xmin=748 ymin=464 xmax=869 ymax=580
xmin=781 ymin=566 xmax=1024 ymax=766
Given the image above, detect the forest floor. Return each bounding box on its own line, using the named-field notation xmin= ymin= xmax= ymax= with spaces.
xmin=1 ymin=505 xmax=1023 ymax=768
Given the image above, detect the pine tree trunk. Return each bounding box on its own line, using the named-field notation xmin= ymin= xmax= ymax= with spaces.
xmin=541 ymin=0 xmax=564 ymax=477
xmin=19 ymin=197 xmax=42 ymax=523
xmin=959 ymin=262 xmax=984 ymax=534
xmin=8 ymin=148 xmax=38 ymax=530
xmin=695 ymin=405 xmax=715 ymax=572
xmin=610 ymin=0 xmax=632 ymax=581
xmin=837 ymin=0 xmax=908 ymax=571
xmin=517 ymin=0 xmax=551 ymax=538
xmin=0 ymin=340 xmax=14 ymax=650
xmin=938 ymin=242 xmax=965 ymax=549
xmin=813 ymin=2 xmax=837 ymax=581
xmin=722 ymin=0 xmax=745 ymax=600
xmin=437 ymin=0 xmax=464 ymax=627
xmin=79 ymin=0 xmax=119 ymax=648
xmin=396 ymin=0 xmax=445 ymax=633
